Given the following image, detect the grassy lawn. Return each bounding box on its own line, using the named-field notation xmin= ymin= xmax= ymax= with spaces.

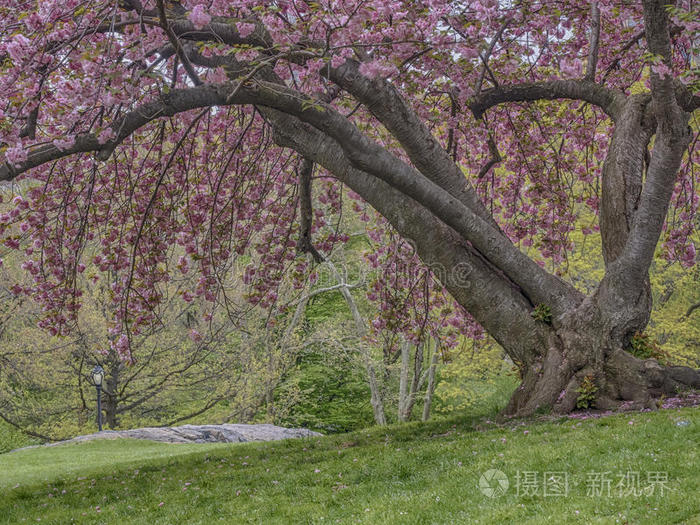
xmin=0 ymin=407 xmax=698 ymax=524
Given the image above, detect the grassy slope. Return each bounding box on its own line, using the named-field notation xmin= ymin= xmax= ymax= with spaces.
xmin=0 ymin=407 xmax=698 ymax=525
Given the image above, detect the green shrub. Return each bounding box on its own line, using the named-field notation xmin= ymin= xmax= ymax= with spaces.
xmin=575 ymin=375 xmax=597 ymax=409
xmin=628 ymin=332 xmax=669 ymax=364
xmin=531 ymin=304 xmax=552 ymax=324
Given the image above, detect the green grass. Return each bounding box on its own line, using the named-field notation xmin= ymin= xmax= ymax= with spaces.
xmin=1 ymin=408 xmax=698 ymax=524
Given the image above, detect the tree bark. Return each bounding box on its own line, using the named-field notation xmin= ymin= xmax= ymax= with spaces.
xmin=398 ymin=339 xmax=410 ymax=422
xmin=103 ymin=354 xmax=121 ymax=429
xmin=422 ymin=342 xmax=439 ymax=422
xmin=403 ymin=340 xmax=425 ymax=421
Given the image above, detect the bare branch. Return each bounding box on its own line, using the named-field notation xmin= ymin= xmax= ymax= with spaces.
xmin=155 ymin=0 xmax=202 ymax=86
xmin=477 ymin=133 xmax=502 ymax=179
xmin=475 ymin=20 xmax=509 ymax=95
xmin=0 ymin=84 xmax=235 ymax=181
xmin=685 ymin=301 xmax=700 ymax=318
xmin=296 ymin=158 xmax=324 ymax=263
xmin=601 ymin=25 xmax=682 ymax=82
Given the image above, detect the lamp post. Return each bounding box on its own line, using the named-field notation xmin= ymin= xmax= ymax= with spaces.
xmin=91 ymin=365 xmax=104 ymax=432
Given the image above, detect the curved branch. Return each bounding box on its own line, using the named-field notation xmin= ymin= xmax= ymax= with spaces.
xmin=265 ymin=107 xmax=550 ymax=364
xmin=469 ymin=79 xmax=625 ymax=121
xmin=155 ymin=0 xmax=202 ymax=86
xmin=0 ymin=84 xmax=235 ymax=181
xmin=608 ymin=1 xmax=694 ymax=289
xmin=477 ymin=134 xmax=502 ymax=179
xmin=248 ymin=81 xmax=580 ymax=313
xmin=296 ymin=157 xmax=324 ymax=263
xmin=685 ymin=301 xmax=700 ymax=318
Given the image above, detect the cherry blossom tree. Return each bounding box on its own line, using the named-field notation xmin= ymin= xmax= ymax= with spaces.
xmin=0 ymin=0 xmax=698 ymax=416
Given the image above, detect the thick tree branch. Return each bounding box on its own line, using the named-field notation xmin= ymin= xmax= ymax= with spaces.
xmin=599 ymin=95 xmax=653 ymax=265
xmin=248 ymin=82 xmax=581 ymax=313
xmin=641 ymin=0 xmax=682 ymax=122
xmin=19 ymin=105 xmax=39 ymax=140
xmin=0 ymin=78 xmax=581 ymax=315
xmin=0 ymin=84 xmax=236 ymax=181
xmin=470 ymin=80 xmax=625 ymax=121
xmin=605 ymin=1 xmax=693 ymax=300
xmin=266 ymin=108 xmax=550 ymax=363
xmin=327 ymin=59 xmax=501 ymax=230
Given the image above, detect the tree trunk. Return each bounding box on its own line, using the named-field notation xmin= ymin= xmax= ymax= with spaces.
xmin=365 ymin=351 xmax=387 ymax=426
xmin=103 ymin=356 xmax=120 ymax=429
xmin=422 ymin=340 xmax=439 ymax=422
xmin=397 ymin=339 xmax=410 ymax=422
xmin=504 ymin=298 xmax=700 ymax=416
xmin=4 ymin=0 xmax=695 ymax=422
xmin=274 ymin=109 xmax=699 ymax=418
xmin=402 ymin=340 xmax=425 ymax=421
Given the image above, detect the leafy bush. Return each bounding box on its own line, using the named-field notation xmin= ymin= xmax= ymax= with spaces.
xmin=273 ymin=346 xmax=374 ymax=433
xmin=575 ymin=375 xmax=597 ymax=409
xmin=531 ymin=304 xmax=552 ymax=324
xmin=628 ymin=332 xmax=669 ymax=364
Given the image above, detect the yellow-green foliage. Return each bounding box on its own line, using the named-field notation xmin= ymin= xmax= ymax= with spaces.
xmin=559 ymin=208 xmax=699 ymax=367
xmin=647 ymin=262 xmax=700 ymax=367
xmin=433 ymin=337 xmax=512 ymax=413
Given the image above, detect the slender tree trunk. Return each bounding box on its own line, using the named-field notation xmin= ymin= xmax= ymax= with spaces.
xmin=402 ymin=340 xmax=425 ymax=421
xmin=324 ymin=260 xmax=387 ymax=425
xmin=422 ymin=340 xmax=439 ymax=422
xmin=104 ymin=358 xmax=120 ymax=429
xmin=398 ymin=339 xmax=410 ymax=422
xmin=365 ymin=349 xmax=387 ymax=425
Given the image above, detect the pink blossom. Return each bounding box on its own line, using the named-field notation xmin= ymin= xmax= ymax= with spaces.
xmin=6 ymin=34 xmax=32 ymax=63
xmin=358 ymin=60 xmax=398 ymax=79
xmin=237 ymin=22 xmax=256 ymax=38
xmin=5 ymin=146 xmax=28 ymax=166
xmin=97 ymin=128 xmax=116 ymax=145
xmin=188 ymin=5 xmax=211 ymax=30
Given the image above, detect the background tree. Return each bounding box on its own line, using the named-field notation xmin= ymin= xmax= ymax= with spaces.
xmin=0 ymin=0 xmax=698 ymax=417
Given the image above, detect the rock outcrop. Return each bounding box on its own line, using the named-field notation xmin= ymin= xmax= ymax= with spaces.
xmin=13 ymin=424 xmax=321 ymax=451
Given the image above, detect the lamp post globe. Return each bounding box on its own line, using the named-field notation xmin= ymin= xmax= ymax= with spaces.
xmin=92 ymin=365 xmax=104 ymax=386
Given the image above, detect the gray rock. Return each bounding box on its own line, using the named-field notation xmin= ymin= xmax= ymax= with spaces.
xmin=11 ymin=423 xmax=321 ymax=451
